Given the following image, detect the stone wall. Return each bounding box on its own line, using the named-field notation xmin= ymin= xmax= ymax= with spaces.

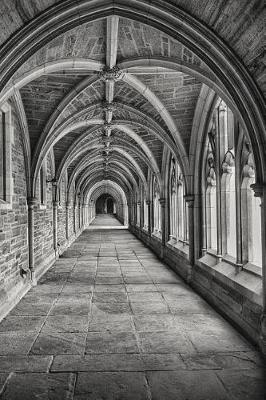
xmin=0 ymin=104 xmax=29 ymax=318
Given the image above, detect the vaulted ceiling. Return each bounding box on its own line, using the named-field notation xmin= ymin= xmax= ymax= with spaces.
xmin=0 ymin=1 xmax=264 ymax=201
xmin=15 ymin=16 xmax=208 ymax=198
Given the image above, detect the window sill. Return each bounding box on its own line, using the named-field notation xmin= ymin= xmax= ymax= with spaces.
xmin=151 ymin=231 xmax=162 ymax=240
xmin=243 ymin=262 xmax=262 ymax=277
xmin=196 ymin=253 xmax=263 ymax=305
xmin=166 ymin=239 xmax=189 ymax=257
xmin=205 ymin=251 xmax=262 ymax=278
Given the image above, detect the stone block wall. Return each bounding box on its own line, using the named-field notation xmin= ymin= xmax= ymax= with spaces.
xmin=0 ymin=104 xmax=29 ymax=318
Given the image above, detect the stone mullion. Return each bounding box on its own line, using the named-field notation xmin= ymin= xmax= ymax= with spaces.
xmin=235 ymin=154 xmax=243 ymax=268
xmin=216 ymin=107 xmax=223 ymax=261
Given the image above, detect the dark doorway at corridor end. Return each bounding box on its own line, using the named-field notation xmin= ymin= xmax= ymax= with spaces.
xmin=96 ymin=193 xmax=115 ymax=214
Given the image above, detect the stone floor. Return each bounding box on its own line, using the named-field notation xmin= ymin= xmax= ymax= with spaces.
xmin=0 ymin=214 xmax=265 ymax=399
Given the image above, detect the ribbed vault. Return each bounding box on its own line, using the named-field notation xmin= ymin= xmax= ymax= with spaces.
xmin=0 ymin=2 xmax=265 ymax=216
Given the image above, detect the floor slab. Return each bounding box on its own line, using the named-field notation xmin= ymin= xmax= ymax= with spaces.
xmin=0 ymin=214 xmax=264 ymax=399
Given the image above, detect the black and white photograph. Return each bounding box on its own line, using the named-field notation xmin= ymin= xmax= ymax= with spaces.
xmin=0 ymin=1 xmax=265 ymax=398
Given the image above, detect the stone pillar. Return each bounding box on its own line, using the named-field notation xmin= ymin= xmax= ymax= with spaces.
xmin=193 ymin=193 xmax=203 ymax=260
xmin=185 ymin=195 xmax=195 ymax=268
xmin=66 ymin=202 xmax=71 ymax=240
xmin=251 ymin=183 xmax=266 ymax=354
xmin=27 ymin=197 xmax=37 ymax=284
xmin=139 ymin=200 xmax=144 ymax=229
xmin=159 ymin=198 xmax=166 ymax=243
xmin=159 ymin=198 xmax=166 ymax=258
xmin=146 ymin=200 xmax=152 ymax=235
xmin=73 ymin=204 xmax=76 ymax=234
xmin=78 ymin=203 xmax=81 ymax=231
xmin=52 ymin=200 xmax=59 ymax=257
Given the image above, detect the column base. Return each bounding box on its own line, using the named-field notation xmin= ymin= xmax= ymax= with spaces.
xmin=30 ymin=269 xmax=37 ymax=286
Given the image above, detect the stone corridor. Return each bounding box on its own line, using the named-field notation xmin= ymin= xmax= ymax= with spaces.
xmin=0 ymin=215 xmax=265 ymax=399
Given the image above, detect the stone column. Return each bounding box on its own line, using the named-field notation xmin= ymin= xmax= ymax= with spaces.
xmin=159 ymin=198 xmax=166 ymax=243
xmin=185 ymin=195 xmax=195 ymax=268
xmin=52 ymin=200 xmax=59 ymax=258
xmin=159 ymin=198 xmax=166 ymax=258
xmin=251 ymin=183 xmax=266 ymax=354
xmin=194 ymin=193 xmax=203 ymax=259
xmin=146 ymin=200 xmax=152 ymax=235
xmin=73 ymin=203 xmax=76 ymax=235
xmin=27 ymin=197 xmax=37 ymax=284
xmin=66 ymin=202 xmax=71 ymax=240
xmin=139 ymin=201 xmax=144 ymax=229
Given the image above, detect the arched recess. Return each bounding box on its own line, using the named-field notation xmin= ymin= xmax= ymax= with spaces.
xmin=85 ymin=179 xmax=128 ymax=225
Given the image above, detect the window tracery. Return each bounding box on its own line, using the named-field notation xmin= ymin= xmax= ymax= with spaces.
xmin=202 ymin=100 xmax=262 ymax=269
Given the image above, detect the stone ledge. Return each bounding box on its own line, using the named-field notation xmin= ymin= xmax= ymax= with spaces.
xmin=196 ymin=255 xmax=263 ymax=306
xmin=166 ymin=240 xmax=189 ymax=259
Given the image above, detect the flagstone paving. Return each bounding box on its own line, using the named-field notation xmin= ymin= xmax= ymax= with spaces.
xmin=0 ymin=215 xmax=265 ymax=399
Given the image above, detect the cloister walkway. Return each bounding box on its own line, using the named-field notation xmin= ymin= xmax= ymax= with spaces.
xmin=0 ymin=215 xmax=264 ymax=399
